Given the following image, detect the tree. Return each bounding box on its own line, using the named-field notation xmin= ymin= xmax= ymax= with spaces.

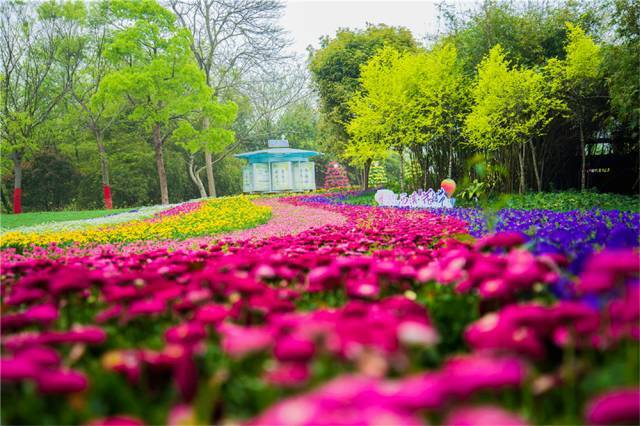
xmin=0 ymin=0 xmax=84 ymax=213
xmin=309 ymin=24 xmax=417 ymax=157
xmin=347 ymin=43 xmax=469 ymax=190
xmin=68 ymin=1 xmax=121 ymax=209
xmin=465 ymin=45 xmax=565 ymax=193
xmin=604 ymin=0 xmax=639 ymax=139
xmin=168 ymin=0 xmax=289 ymax=197
xmin=96 ymin=0 xmax=235 ymax=205
xmin=546 ymin=23 xmax=603 ymax=191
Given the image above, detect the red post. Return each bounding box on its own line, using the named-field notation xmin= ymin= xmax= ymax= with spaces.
xmin=103 ymin=185 xmax=113 ymax=209
xmin=13 ymin=188 xmax=22 ymax=214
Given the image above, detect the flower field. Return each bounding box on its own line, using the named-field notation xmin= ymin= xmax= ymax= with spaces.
xmin=1 ymin=194 xmax=638 ymax=425
xmin=0 ymin=196 xmax=271 ymax=250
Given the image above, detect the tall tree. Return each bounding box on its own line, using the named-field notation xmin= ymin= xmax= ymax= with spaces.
xmin=0 ymin=0 xmax=84 ymax=213
xmin=69 ymin=1 xmax=120 ymax=209
xmin=168 ymin=0 xmax=289 ymax=197
xmin=465 ymin=45 xmax=565 ymax=193
xmin=546 ymin=23 xmax=603 ymax=190
xmin=96 ymin=0 xmax=235 ymax=205
xmin=309 ymin=24 xmax=417 ymax=157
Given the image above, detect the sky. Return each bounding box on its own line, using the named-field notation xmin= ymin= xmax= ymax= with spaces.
xmin=280 ymin=0 xmax=450 ymax=55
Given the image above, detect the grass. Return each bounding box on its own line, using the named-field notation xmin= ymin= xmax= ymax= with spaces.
xmin=0 ymin=208 xmax=130 ymax=231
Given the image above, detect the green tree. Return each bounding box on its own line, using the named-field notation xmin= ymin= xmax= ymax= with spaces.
xmin=465 ymin=45 xmax=565 ymax=193
xmin=0 ymin=0 xmax=85 ymax=213
xmin=546 ymin=23 xmax=603 ymax=190
xmin=309 ymin=24 xmax=416 ymax=157
xmin=604 ymin=0 xmax=639 ymax=139
xmin=95 ymin=0 xmax=235 ymax=205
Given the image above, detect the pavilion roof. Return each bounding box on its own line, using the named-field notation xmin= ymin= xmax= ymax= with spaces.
xmin=234 ymin=148 xmax=320 ymax=161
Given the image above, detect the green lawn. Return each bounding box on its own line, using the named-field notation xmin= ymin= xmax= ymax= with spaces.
xmin=0 ymin=208 xmax=130 ymax=231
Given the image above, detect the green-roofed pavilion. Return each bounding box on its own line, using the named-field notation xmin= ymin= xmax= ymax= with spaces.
xmin=234 ymin=139 xmax=320 ymax=192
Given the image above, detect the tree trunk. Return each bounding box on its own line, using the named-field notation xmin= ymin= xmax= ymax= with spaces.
xmin=399 ymin=148 xmax=405 ymax=192
xmin=202 ymin=117 xmax=216 ymax=198
xmin=517 ymin=143 xmax=526 ymax=194
xmin=448 ymin=137 xmax=453 ymax=178
xmin=12 ymin=151 xmax=22 ymax=214
xmin=95 ymin=130 xmax=113 ymax=209
xmin=363 ymin=159 xmax=372 ymax=190
xmin=579 ymin=118 xmax=586 ymax=191
xmin=529 ymin=138 xmax=542 ymax=192
xmin=204 ymin=150 xmax=216 ymax=198
xmin=153 ymin=124 xmax=169 ymax=205
xmin=188 ymin=154 xmax=207 ymax=198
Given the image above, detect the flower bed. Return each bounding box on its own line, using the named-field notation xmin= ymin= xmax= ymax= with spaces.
xmin=0 ymin=196 xmax=637 ymax=425
xmin=0 ymin=196 xmax=271 ymax=249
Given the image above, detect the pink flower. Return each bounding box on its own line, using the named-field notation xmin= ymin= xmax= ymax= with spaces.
xmin=15 ymin=345 xmax=60 ymax=368
xmin=274 ymin=334 xmax=315 ymax=363
xmin=219 ymin=323 xmax=272 ymax=358
xmin=194 ymin=304 xmax=228 ymax=325
xmin=445 ymin=405 xmax=529 ymax=426
xmin=585 ymin=388 xmax=640 ymax=425
xmin=397 ymin=321 xmax=439 ymax=347
xmin=442 ymin=353 xmax=528 ymax=398
xmin=36 ymin=369 xmax=88 ymax=393
xmin=165 ymin=322 xmax=206 ymax=346
xmin=475 ymin=232 xmax=527 ymax=250
xmin=265 ymin=362 xmax=310 ymax=387
xmin=87 ymin=416 xmax=145 ymax=426
xmin=128 ymin=299 xmax=167 ymax=318
xmin=0 ymin=357 xmax=39 ymax=381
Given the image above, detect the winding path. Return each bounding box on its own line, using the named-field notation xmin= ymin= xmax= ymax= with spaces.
xmin=217 ymin=198 xmax=348 ymax=241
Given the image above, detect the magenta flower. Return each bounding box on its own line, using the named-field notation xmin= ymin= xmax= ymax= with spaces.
xmin=475 ymin=232 xmax=527 ymax=250
xmin=442 ymin=353 xmax=528 ymax=398
xmin=128 ymin=299 xmax=167 ymax=318
xmin=36 ymin=369 xmax=88 ymax=393
xmin=194 ymin=304 xmax=229 ymax=325
xmin=87 ymin=416 xmax=145 ymax=426
xmin=445 ymin=405 xmax=529 ymax=426
xmin=274 ymin=335 xmax=315 ymax=363
xmin=265 ymin=362 xmax=310 ymax=387
xmin=164 ymin=322 xmax=206 ymax=346
xmin=15 ymin=345 xmax=61 ymax=368
xmin=0 ymin=357 xmax=39 ymax=382
xmin=585 ymin=388 xmax=640 ymax=425
xmin=219 ymin=323 xmax=272 ymax=358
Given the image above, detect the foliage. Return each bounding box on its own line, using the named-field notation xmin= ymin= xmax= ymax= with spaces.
xmin=465 ymin=45 xmax=565 ymax=150
xmin=309 ymin=24 xmax=417 ymax=157
xmin=503 ymin=191 xmax=640 ymax=212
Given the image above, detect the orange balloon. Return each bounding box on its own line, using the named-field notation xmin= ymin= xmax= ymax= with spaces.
xmin=441 ymin=179 xmax=456 ymax=197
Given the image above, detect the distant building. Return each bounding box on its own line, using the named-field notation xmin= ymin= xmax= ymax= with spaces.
xmin=234 ymin=139 xmax=320 ymax=193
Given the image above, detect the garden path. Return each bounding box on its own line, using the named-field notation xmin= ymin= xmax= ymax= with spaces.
xmin=216 ymin=197 xmax=348 ymax=241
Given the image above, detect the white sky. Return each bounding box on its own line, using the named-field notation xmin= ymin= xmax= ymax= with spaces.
xmin=281 ymin=0 xmax=449 ymax=55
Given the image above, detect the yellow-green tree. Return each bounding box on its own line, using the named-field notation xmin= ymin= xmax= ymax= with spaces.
xmin=546 ymin=23 xmax=603 ymax=190
xmin=464 ymin=45 xmax=565 ymax=193
xmin=348 ymin=43 xmax=469 ymax=190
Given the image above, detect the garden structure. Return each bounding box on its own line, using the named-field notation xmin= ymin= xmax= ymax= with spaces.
xmin=235 ymin=139 xmax=320 ymax=193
